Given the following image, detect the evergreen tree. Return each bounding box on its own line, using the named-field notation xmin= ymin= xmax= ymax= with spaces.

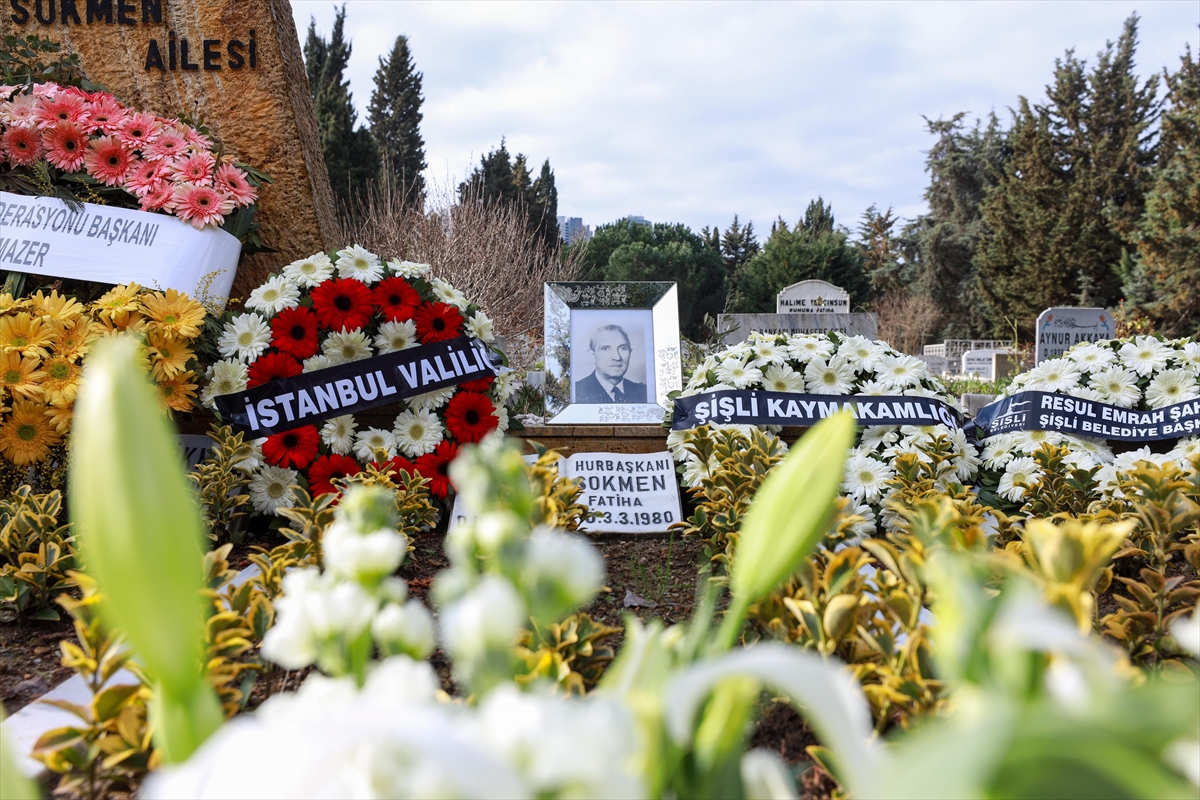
xmin=305 ymin=7 xmax=379 ymax=207
xmin=527 ymin=160 xmax=560 ymax=253
xmin=719 ymin=216 xmax=759 ymax=298
xmin=368 ymin=34 xmax=426 ymax=204
xmin=858 ymin=204 xmax=906 ymax=298
xmin=459 ymin=141 xmax=560 ymax=250
xmin=458 ymin=140 xmax=517 ymax=204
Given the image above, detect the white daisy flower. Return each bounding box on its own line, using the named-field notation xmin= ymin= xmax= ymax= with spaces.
xmin=786 ymin=336 xmax=835 ymax=362
xmin=843 ymin=454 xmax=894 ymax=503
xmin=335 ymin=245 xmax=384 ymax=283
xmin=875 ymin=353 xmax=926 ymax=389
xmin=1167 ymin=437 xmax=1200 ymax=466
xmin=845 ymin=503 xmax=878 ymax=541
xmin=1089 ymin=367 xmax=1141 ymax=408
xmin=998 ymin=456 xmax=1042 ymax=502
xmin=354 ymin=427 xmax=397 ymax=461
xmin=494 ymin=405 xmax=509 ymax=432
xmin=1067 ymin=386 xmax=1106 ymax=402
xmin=947 ymin=428 xmax=981 ymax=480
xmin=1176 ymin=342 xmax=1200 ymax=372
xmin=388 ymin=260 xmax=431 ymax=279
xmin=982 ymin=433 xmax=1019 ymax=470
xmin=1063 ymin=435 xmax=1113 ymax=464
xmin=682 ymin=454 xmax=716 ymax=486
xmin=666 ymin=429 xmax=696 ymax=461
xmin=393 ymin=408 xmax=444 ymax=457
xmin=858 ymin=426 xmax=899 ymax=450
xmin=323 ymin=330 xmax=373 ymax=365
xmin=200 ymin=359 xmax=248 ymax=406
xmin=430 ymin=277 xmax=469 ymax=311
xmin=1062 ymin=450 xmax=1098 ymax=471
xmin=248 ymin=465 xmax=298 ymax=515
xmin=408 ymin=386 xmax=455 ymax=412
xmin=374 ymin=320 xmax=418 ymax=354
xmin=235 ymin=438 xmax=265 ymax=472
xmin=282 ymin=252 xmax=334 ymax=287
xmin=715 ymin=358 xmax=763 ymax=389
xmin=495 ymin=372 xmax=518 ymax=402
xmin=245 ymin=274 xmax=301 ymax=316
xmin=805 ymin=357 xmax=856 ymax=394
xmin=1119 ymin=336 xmax=1171 ymax=376
xmin=1066 ymin=342 xmax=1116 ymax=371
xmin=321 ymin=415 xmax=357 ymax=455
xmin=467 ymin=310 xmax=495 ymax=343
xmin=217 ymin=313 xmax=271 ymax=361
xmin=1145 ymin=368 xmax=1199 ymax=409
xmin=855 ymin=379 xmax=891 ymax=396
xmin=1022 ymin=358 xmax=1082 ymax=393
xmin=303 ymin=354 xmax=335 ymax=373
xmin=761 ymin=363 xmax=805 ymax=393
xmin=1012 ymin=429 xmax=1066 ymax=451
xmin=750 ymin=340 xmax=786 ymax=367
xmin=837 ymin=336 xmax=885 ymax=371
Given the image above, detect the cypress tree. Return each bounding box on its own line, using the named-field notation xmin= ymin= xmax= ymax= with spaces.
xmin=858 ymin=205 xmax=905 ymax=298
xmin=368 ymin=34 xmax=426 ymax=205
xmin=528 ymin=160 xmax=560 ymax=252
xmin=719 ymin=215 xmax=759 ymax=296
xmin=459 ymin=142 xmax=561 ymax=251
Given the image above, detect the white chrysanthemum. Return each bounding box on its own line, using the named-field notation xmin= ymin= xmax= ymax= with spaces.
xmin=843 ymin=454 xmax=894 ymax=503
xmin=393 ymin=408 xmax=444 ymax=457
xmin=1145 ymin=368 xmax=1199 ymax=409
xmin=1022 ymin=358 xmax=1082 ymax=393
xmin=1177 ymin=342 xmax=1200 ymax=372
xmin=786 ymin=336 xmax=835 ymax=362
xmin=335 ymin=245 xmax=384 ymax=283
xmin=408 ymin=386 xmax=455 ymax=412
xmin=855 ymin=379 xmax=891 ymax=396
xmin=388 ymin=259 xmax=431 ymax=279
xmin=282 ymin=252 xmax=334 ymax=288
xmin=1066 ymin=342 xmax=1116 ymax=371
xmin=805 ymin=357 xmax=856 ymax=394
xmin=1063 ymin=435 xmax=1113 ymax=464
xmin=837 ymin=336 xmax=886 ymax=371
xmin=761 ymin=363 xmax=805 ymax=393
xmin=431 ymin=277 xmax=469 ymax=311
xmin=715 ymin=358 xmax=763 ymax=389
xmin=218 ymin=312 xmax=271 ymax=361
xmin=665 ymin=429 xmax=696 ymax=461
xmin=1119 ymin=335 xmax=1171 ymax=376
xmin=303 ymin=354 xmax=335 ymax=373
xmin=998 ymin=456 xmax=1042 ymax=503
xmin=845 ymin=502 xmax=878 ymax=540
xmin=1066 ymin=385 xmax=1106 ymax=402
xmin=321 ymin=415 xmax=357 ymax=455
xmin=495 ymin=372 xmax=518 ymax=402
xmin=323 ymin=329 xmax=373 ymax=365
xmin=1012 ymin=429 xmax=1066 ymax=452
xmin=1167 ymin=437 xmax=1200 ymax=466
xmin=749 ymin=340 xmax=786 ymax=367
xmin=248 ymin=465 xmax=299 ymax=515
xmin=1089 ymin=367 xmax=1142 ymax=408
xmin=374 ymin=320 xmax=418 ymax=354
xmin=875 ymin=353 xmax=926 ymax=389
xmin=982 ymin=433 xmax=1019 ymax=470
xmin=201 ymin=359 xmax=249 ymax=406
xmin=467 ymin=310 xmax=495 ymax=343
xmin=354 ymin=427 xmax=397 ymax=461
xmin=236 ymin=438 xmax=266 ymax=472
xmin=948 ymin=427 xmax=981 ymax=480
xmin=494 ymin=405 xmax=509 ymax=433
xmin=245 ymin=274 xmax=301 ymax=316
xmin=681 ymin=454 xmax=717 ymax=486
xmin=858 ymin=425 xmax=899 ymax=450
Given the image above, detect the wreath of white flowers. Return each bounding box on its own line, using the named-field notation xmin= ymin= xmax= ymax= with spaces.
xmin=667 ymin=330 xmax=977 ymax=536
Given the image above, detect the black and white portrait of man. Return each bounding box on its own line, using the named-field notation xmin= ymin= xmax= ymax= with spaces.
xmin=570 ymin=311 xmax=655 ymax=404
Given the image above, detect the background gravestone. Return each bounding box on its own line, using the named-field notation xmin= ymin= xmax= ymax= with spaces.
xmin=961 ymin=349 xmax=997 ymax=379
xmin=1034 ymin=308 xmax=1114 ymax=363
xmin=0 ymin=0 xmax=338 ymax=298
xmin=776 ymin=279 xmax=850 ymax=314
xmin=718 ymin=312 xmax=878 ymax=344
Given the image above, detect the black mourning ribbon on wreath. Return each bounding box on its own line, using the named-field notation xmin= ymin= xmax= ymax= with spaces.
xmin=670 ymin=389 xmax=963 ymax=431
xmin=967 ymin=390 xmax=1200 ymax=443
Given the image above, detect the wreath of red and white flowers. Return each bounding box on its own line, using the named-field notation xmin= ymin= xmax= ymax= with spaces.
xmin=0 ymin=81 xmax=258 ymax=229
xmin=200 ymin=246 xmax=513 ymax=515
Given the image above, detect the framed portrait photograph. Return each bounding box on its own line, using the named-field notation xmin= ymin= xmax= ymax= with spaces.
xmin=544 ymin=282 xmax=681 ymax=424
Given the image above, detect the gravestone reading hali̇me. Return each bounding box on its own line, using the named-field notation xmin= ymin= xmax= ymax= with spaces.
xmin=776 ymin=279 xmax=850 ymax=314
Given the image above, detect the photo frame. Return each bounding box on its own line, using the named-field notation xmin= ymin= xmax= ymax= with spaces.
xmin=544 ymin=282 xmax=681 ymax=424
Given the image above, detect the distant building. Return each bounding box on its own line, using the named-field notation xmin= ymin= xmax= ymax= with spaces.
xmin=626 ymin=215 xmax=650 ymax=226
xmin=557 ymin=216 xmax=593 ymax=246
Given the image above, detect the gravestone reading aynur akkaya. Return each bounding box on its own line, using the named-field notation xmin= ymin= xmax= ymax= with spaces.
xmin=0 ymin=0 xmax=338 ymax=298
xmin=1035 ymin=307 xmax=1114 ymax=364
xmin=776 ymin=279 xmax=850 ymax=314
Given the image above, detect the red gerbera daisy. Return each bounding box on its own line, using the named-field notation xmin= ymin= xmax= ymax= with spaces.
xmin=460 ymin=375 xmax=495 ymax=392
xmin=413 ymin=302 xmax=464 ymax=344
xmin=311 ymin=278 xmax=374 ymax=332
xmin=307 ymin=453 xmax=363 ymax=498
xmin=370 ymin=455 xmax=418 ymax=483
xmin=262 ymin=425 xmax=320 ymax=469
xmin=372 ymin=277 xmax=421 ymax=323
xmin=247 ymin=351 xmax=302 ymax=388
xmin=2 ymin=125 xmax=41 ymax=166
xmin=84 ymin=135 xmax=134 ymax=186
xmin=42 ymin=122 xmax=88 ymax=172
xmin=270 ymin=307 xmax=320 ymax=360
xmin=443 ymin=391 xmax=498 ymax=444
xmin=415 ymin=440 xmax=459 ymax=498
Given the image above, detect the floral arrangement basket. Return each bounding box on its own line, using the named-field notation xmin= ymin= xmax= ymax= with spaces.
xmin=202 ymin=246 xmax=512 ymax=516
xmin=667 ymin=330 xmax=977 ymax=535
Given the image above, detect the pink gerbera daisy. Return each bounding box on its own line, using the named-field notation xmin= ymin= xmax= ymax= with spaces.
xmin=118 ymin=112 xmax=161 ymax=148
xmin=0 ymin=94 xmax=38 ymax=126
xmin=84 ymin=135 xmax=134 ymax=185
xmin=139 ymin=182 xmax=176 ymax=212
xmin=146 ymin=128 xmax=188 ymax=161
xmin=30 ymin=83 xmax=58 ymax=99
xmin=2 ymin=125 xmax=41 ymax=166
xmin=42 ymin=122 xmax=88 ymax=172
xmin=214 ymin=163 xmax=257 ymax=206
xmin=172 ymin=182 xmax=234 ymax=229
xmin=85 ymin=96 xmax=127 ymax=135
xmin=124 ymin=159 xmax=168 ymax=196
xmin=34 ymin=92 xmax=90 ymax=130
xmin=182 ymin=126 xmax=212 ymax=149
xmin=0 ymin=85 xmax=19 ymax=102
xmin=170 ymin=151 xmax=216 ymax=186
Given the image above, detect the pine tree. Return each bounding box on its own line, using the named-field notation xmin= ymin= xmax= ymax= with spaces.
xmin=368 ymin=34 xmax=426 ymax=205
xmin=718 ymin=215 xmax=759 ymax=297
xmin=858 ymin=205 xmax=905 ymax=297
xmin=459 ymin=142 xmax=560 ymax=251
xmin=527 ymin=160 xmax=560 ymax=252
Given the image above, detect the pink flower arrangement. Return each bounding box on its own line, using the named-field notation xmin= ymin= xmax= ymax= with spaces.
xmin=0 ymin=82 xmax=257 ymax=230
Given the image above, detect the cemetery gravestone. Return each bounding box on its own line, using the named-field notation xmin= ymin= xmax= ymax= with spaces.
xmin=0 ymin=0 xmax=339 ymax=297
xmin=1035 ymin=308 xmax=1114 ymax=364
xmin=962 ymin=349 xmax=997 ymax=380
xmin=776 ymin=279 xmax=850 ymax=314
xmin=915 ymin=353 xmax=948 ymax=377
xmin=718 ymin=312 xmax=878 ymax=345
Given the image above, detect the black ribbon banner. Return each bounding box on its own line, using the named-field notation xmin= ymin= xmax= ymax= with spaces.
xmin=968 ymin=390 xmax=1200 ymax=442
xmin=671 ymin=390 xmax=963 ymax=431
xmin=214 ymin=337 xmax=497 ymax=437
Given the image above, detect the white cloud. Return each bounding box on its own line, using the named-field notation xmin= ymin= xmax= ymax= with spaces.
xmin=292 ymin=0 xmax=1196 ymax=235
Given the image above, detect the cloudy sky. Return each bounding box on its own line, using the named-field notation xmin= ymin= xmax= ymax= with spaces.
xmin=290 ymin=1 xmax=1196 ymax=237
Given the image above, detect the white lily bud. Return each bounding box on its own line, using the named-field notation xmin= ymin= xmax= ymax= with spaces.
xmin=372 ymin=600 xmax=436 ymax=660
xmin=441 ymin=576 xmax=526 ymax=663
xmin=323 ymin=520 xmax=408 ymax=582
xmin=521 ymin=528 xmax=605 ymax=619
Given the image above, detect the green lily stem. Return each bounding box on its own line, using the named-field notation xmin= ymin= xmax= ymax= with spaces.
xmin=714 ymin=594 xmax=751 ymax=653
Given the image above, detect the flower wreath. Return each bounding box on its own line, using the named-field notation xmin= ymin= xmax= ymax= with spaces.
xmin=667 ymin=331 xmax=977 ymax=536
xmin=976 ymin=336 xmax=1200 ymax=507
xmin=201 ymin=246 xmax=513 ymax=516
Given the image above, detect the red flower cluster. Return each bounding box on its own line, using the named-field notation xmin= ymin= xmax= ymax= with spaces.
xmin=444 ymin=391 xmax=498 ymax=444
xmin=373 ymin=277 xmax=421 ymax=322
xmin=414 ymin=302 xmax=464 ymax=344
xmin=415 ymin=441 xmax=459 ymax=498
xmin=307 ymin=454 xmax=362 ymax=498
xmin=248 ymin=352 xmax=302 ymax=388
xmin=270 ymin=307 xmax=319 ymax=359
xmin=263 ymin=425 xmax=320 ymax=469
xmin=312 ymin=278 xmax=374 ymax=332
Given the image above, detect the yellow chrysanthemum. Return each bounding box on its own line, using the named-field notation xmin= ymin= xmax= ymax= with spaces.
xmin=97 ymin=310 xmax=147 ymax=335
xmin=156 ymin=370 xmax=198 ymax=413
xmin=51 ymin=317 xmax=96 ymax=362
xmin=0 ymin=351 xmax=45 ymax=400
xmin=30 ymin=290 xmax=85 ymax=325
xmin=39 ymin=356 xmax=81 ymax=407
xmin=94 ymin=283 xmax=143 ymax=322
xmin=45 ymin=401 xmax=72 ymax=434
xmin=0 ymin=312 xmax=55 ymax=358
xmin=0 ymin=293 xmax=29 ymax=314
xmin=147 ymin=330 xmax=195 ymax=381
xmin=0 ymin=399 xmax=61 ymax=465
xmin=142 ymin=289 xmax=206 ymax=340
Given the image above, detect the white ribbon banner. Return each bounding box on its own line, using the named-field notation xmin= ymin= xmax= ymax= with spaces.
xmin=0 ymin=190 xmax=240 ymax=307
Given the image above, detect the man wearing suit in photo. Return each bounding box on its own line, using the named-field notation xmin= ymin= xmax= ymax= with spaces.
xmin=574 ymin=324 xmax=647 ymax=403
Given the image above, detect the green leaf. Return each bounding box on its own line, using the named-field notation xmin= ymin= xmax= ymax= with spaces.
xmin=92 ymin=684 xmax=141 ymax=722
